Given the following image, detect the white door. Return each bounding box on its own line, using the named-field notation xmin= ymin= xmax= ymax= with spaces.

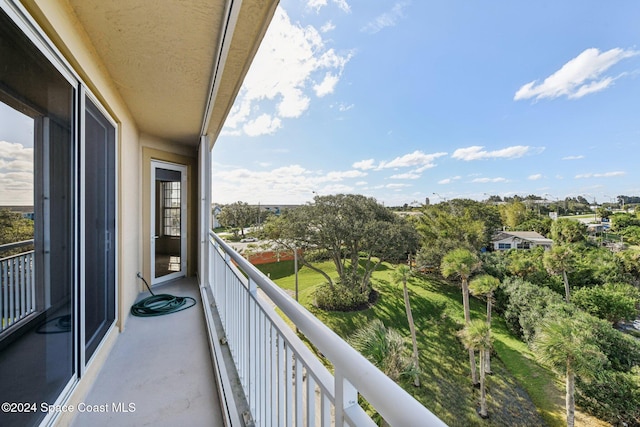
xmin=151 ymin=161 xmax=187 ymax=285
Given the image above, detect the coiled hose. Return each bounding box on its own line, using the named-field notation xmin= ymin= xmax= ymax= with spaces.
xmin=131 ymin=273 xmax=196 ymax=317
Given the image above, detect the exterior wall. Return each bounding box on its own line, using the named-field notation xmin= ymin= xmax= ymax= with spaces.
xmin=493 ymin=237 xmax=551 ymax=251
xmin=493 ymin=237 xmax=515 ymax=251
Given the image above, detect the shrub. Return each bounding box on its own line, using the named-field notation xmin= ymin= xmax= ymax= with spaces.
xmin=314 ymin=282 xmax=370 ymax=311
xmin=502 ymin=277 xmax=564 ymax=342
xmin=573 ymin=283 xmax=640 ymax=325
xmin=576 ymin=370 xmax=640 ymax=426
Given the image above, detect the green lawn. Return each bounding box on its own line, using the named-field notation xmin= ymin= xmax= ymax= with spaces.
xmin=258 ymin=260 xmax=587 ymax=426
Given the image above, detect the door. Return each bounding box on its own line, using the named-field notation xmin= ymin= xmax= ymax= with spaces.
xmin=84 ymin=97 xmax=116 ymax=362
xmin=151 ymin=161 xmax=187 ymax=285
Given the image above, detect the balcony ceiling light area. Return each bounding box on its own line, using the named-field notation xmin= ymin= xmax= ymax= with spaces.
xmin=66 ymin=0 xmax=276 ymax=146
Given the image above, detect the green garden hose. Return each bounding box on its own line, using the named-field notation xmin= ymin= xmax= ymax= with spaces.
xmin=131 ymin=273 xmax=196 ymax=317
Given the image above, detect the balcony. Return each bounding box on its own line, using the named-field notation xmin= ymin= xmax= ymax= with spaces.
xmin=65 ymin=233 xmax=447 ymax=426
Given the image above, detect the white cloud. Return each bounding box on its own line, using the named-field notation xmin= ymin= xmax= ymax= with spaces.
xmin=0 ymin=140 xmax=34 ymax=204
xmin=471 ymin=177 xmax=508 ymax=183
xmin=452 ymin=145 xmax=536 ymax=161
xmin=575 ymin=171 xmax=625 ymax=179
xmin=0 ymin=140 xmax=33 ymax=163
xmin=212 ymin=164 xmax=370 ymax=204
xmin=321 ymin=184 xmax=354 ymax=194
xmin=333 ymin=0 xmax=351 ymax=13
xmin=361 ymin=1 xmax=411 ymax=34
xmin=0 ymin=171 xmax=33 ymax=205
xmin=222 ymin=7 xmax=352 ymax=136
xmin=438 ymin=176 xmax=461 ymax=184
xmin=528 ymin=174 xmax=543 ymax=180
xmin=389 ymin=172 xmax=420 ymax=180
xmin=514 ymin=47 xmax=639 ymax=101
xmin=562 ymin=155 xmax=584 ymax=160
xmin=386 ymin=183 xmax=411 ymax=189
xmin=307 ymin=0 xmax=351 ymax=13
xmin=377 ymin=150 xmax=447 ymax=169
xmin=337 ymin=103 xmax=354 ymax=112
xmin=353 ymin=159 xmax=376 ymax=170
xmin=322 ymin=170 xmax=367 ymax=181
xmin=307 ymin=0 xmax=327 ymax=13
xmin=320 ymin=21 xmax=336 ymax=33
xmin=314 ymin=73 xmax=340 ymax=97
xmin=355 ymin=181 xmax=367 ymax=186
xmin=243 ymin=114 xmax=282 ymax=136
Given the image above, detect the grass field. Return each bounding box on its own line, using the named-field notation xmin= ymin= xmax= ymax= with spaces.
xmin=257 ymin=259 xmax=609 ymax=427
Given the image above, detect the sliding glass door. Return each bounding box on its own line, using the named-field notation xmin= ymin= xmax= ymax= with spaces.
xmin=0 ymin=5 xmax=117 ymax=425
xmin=83 ymin=98 xmax=116 ymax=362
xmin=0 ymin=8 xmax=75 ymax=426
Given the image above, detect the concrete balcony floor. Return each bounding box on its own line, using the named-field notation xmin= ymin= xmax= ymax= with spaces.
xmin=71 ymin=277 xmax=223 ymax=427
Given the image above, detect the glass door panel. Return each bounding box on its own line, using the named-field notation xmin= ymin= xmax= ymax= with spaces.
xmin=0 ymin=9 xmax=75 ymax=426
xmin=84 ymin=98 xmax=115 ymax=362
xmin=151 ymin=163 xmax=186 ymax=284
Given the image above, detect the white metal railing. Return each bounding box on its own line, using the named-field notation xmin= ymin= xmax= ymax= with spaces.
xmin=208 ymin=232 xmax=447 ymax=426
xmin=0 ymin=240 xmax=36 ymax=332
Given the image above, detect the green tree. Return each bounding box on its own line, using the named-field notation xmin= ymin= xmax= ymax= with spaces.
xmin=499 ymin=201 xmax=529 ymax=229
xmin=610 ymin=212 xmax=640 ymax=232
xmin=0 ymin=209 xmax=34 ymax=257
xmin=469 ymin=274 xmax=500 ymax=374
xmin=217 ymin=201 xmax=259 ymax=237
xmin=506 ymin=246 xmax=548 ymax=285
xmin=0 ymin=209 xmax=34 ymax=245
xmin=263 ymin=194 xmax=418 ymax=309
xmin=416 ymin=200 xmax=491 ymax=269
xmin=573 ymin=283 xmax=640 ymax=325
xmin=532 ymin=311 xmax=606 ymax=427
xmin=617 ymin=249 xmax=640 ymax=286
xmin=502 ymin=277 xmax=564 ymax=342
xmin=392 ymin=265 xmax=420 ymax=386
xmin=441 ymin=248 xmax=481 ymax=384
xmin=550 ymin=218 xmax=587 ymax=244
xmin=514 ymin=217 xmax=553 ymax=236
xmin=596 ymin=206 xmax=611 ymax=220
xmin=543 ymin=245 xmax=575 ymax=303
xmin=459 ymin=320 xmax=492 ymax=419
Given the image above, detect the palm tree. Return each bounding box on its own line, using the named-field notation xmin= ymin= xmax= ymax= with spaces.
xmin=469 ymin=274 xmax=500 ymax=374
xmin=459 ymin=319 xmax=492 ymax=418
xmin=441 ymin=248 xmax=481 ymax=384
xmin=543 ymin=245 xmax=575 ymax=303
xmin=349 ymin=319 xmax=416 ymax=382
xmin=532 ymin=312 xmax=605 ymax=427
xmin=392 ymin=264 xmax=420 ymax=386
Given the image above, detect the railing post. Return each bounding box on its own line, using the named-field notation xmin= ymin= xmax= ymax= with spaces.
xmin=2 ymin=260 xmax=7 ymax=331
xmin=8 ymin=258 xmax=14 ymax=326
xmin=335 ymin=368 xmax=357 ymax=426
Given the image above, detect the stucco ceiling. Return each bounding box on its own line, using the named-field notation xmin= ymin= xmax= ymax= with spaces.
xmin=67 ymin=0 xmax=277 ymax=147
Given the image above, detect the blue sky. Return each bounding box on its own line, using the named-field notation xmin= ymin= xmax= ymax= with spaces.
xmin=213 ymin=1 xmax=640 ymax=206
xmin=1 ymin=2 xmax=639 ymax=208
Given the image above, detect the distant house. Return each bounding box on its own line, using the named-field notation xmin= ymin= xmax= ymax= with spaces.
xmin=212 ymin=205 xmax=222 ymax=229
xmin=492 ymin=231 xmax=553 ymax=251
